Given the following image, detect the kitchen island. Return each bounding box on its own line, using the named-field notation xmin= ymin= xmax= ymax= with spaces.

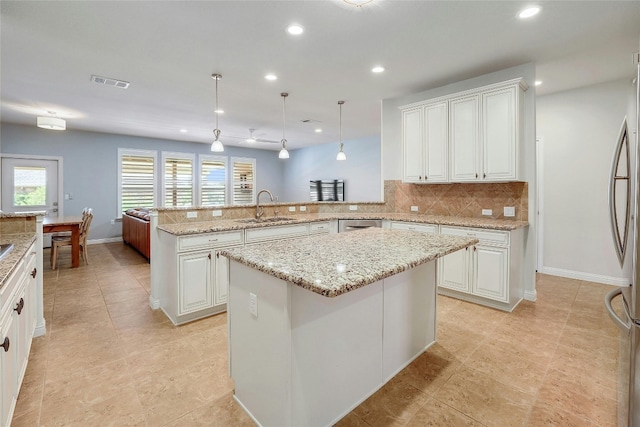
xmin=221 ymin=228 xmax=477 ymax=427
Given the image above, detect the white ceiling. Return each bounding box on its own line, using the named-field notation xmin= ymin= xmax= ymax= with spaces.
xmin=1 ymin=1 xmax=639 ymax=151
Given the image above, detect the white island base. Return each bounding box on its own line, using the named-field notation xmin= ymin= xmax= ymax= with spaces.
xmin=228 ymin=260 xmax=437 ymax=427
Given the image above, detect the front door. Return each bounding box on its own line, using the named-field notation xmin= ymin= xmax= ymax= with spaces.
xmin=1 ymin=157 xmax=60 ymax=246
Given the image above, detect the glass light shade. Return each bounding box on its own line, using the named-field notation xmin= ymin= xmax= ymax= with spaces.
xmin=211 ymin=139 xmax=224 ymax=152
xmin=37 ymin=116 xmax=66 ymax=130
xmin=279 ymin=148 xmax=289 ymax=159
xmin=337 ymin=150 xmax=347 ymax=161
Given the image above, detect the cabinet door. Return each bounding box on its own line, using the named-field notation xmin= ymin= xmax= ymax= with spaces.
xmin=439 ymin=247 xmax=470 ymax=293
xmin=402 ymin=108 xmax=424 ymax=183
xmin=178 ymin=251 xmax=213 ymax=315
xmin=424 ymin=102 xmax=448 ymax=182
xmin=483 ymin=87 xmax=517 ymax=180
xmin=473 ymin=245 xmax=508 ymax=302
xmin=450 ymin=95 xmax=480 ymax=182
xmin=214 ymin=252 xmax=228 ymax=306
xmin=1 ymin=310 xmax=17 ymax=427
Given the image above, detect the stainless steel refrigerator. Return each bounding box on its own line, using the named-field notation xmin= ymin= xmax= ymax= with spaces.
xmin=606 ymin=52 xmax=640 ymax=427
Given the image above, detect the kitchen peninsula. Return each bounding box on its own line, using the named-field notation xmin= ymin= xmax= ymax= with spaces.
xmin=220 ymin=228 xmax=477 ymax=427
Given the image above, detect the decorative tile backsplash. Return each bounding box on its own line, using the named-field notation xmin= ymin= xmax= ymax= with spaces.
xmin=155 ymin=180 xmax=528 ymax=224
xmin=386 ymin=180 xmax=528 ymax=221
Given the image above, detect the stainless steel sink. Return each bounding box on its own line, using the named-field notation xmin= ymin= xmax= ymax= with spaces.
xmin=0 ymin=243 xmax=15 ymax=260
xmin=237 ymin=217 xmax=292 ymax=224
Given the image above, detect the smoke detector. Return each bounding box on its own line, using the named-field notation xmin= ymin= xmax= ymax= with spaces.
xmin=91 ymin=74 xmax=130 ymax=89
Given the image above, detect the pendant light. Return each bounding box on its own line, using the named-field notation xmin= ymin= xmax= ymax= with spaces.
xmin=336 ymin=100 xmax=346 ymax=161
xmin=211 ymin=73 xmax=224 ymax=152
xmin=279 ymin=92 xmax=290 ymax=159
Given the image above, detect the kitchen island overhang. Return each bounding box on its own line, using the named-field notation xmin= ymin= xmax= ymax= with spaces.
xmin=221 ymin=228 xmax=477 ymax=427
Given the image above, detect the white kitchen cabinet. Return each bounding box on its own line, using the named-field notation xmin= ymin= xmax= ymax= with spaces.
xmin=400 ymin=78 xmax=527 ymax=184
xmin=450 ymin=95 xmax=480 ymax=182
xmin=482 ymin=86 xmax=519 ymax=181
xmin=245 ymin=223 xmax=309 ymax=245
xmin=389 ymin=221 xmax=438 ymax=234
xmin=0 ymin=241 xmax=38 ymax=427
xmin=158 ymin=230 xmax=244 ymax=325
xmin=178 ymin=250 xmax=213 ymax=316
xmin=439 ymin=226 xmax=522 ymax=311
xmin=402 ymin=102 xmax=448 ymax=183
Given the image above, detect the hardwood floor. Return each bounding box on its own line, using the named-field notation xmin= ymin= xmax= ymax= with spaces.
xmin=12 ymin=242 xmax=620 ymax=426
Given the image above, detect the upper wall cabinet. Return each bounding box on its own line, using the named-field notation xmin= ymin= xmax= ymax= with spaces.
xmin=400 ymin=78 xmax=527 ymax=184
xmin=402 ymin=102 xmax=448 ymax=183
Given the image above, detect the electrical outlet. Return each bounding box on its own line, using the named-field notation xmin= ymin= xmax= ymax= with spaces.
xmin=288 ymin=206 xmax=296 ymax=212
xmin=64 ymin=193 xmax=70 ymax=200
xmin=110 ymin=219 xmax=115 ymax=225
xmin=212 ymin=210 xmax=222 ymax=217
xmin=482 ymin=209 xmax=492 ymax=216
xmin=410 ymin=206 xmax=419 ymax=212
xmin=300 ymin=206 xmax=307 ymax=212
xmin=504 ymin=207 xmax=516 ymax=217
xmin=249 ymin=292 xmax=258 ymax=317
xmin=186 ymin=211 xmax=197 ymax=218
xmin=349 ymin=205 xmax=358 ymax=211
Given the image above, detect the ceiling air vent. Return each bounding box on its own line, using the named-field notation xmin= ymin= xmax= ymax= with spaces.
xmin=90 ymin=74 xmax=130 ymax=89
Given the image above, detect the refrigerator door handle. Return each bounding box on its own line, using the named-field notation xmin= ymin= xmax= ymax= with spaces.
xmin=608 ymin=117 xmax=631 ymax=268
xmin=605 ymin=287 xmax=632 ymax=333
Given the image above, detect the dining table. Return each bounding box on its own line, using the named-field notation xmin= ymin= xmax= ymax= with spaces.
xmin=42 ymin=215 xmax=83 ymax=268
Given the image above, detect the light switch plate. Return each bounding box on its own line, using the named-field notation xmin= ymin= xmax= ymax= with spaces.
xmin=300 ymin=206 xmax=307 ymax=212
xmin=349 ymin=205 xmax=358 ymax=211
xmin=410 ymin=206 xmax=419 ymax=212
xmin=482 ymin=209 xmax=492 ymax=216
xmin=186 ymin=211 xmax=197 ymax=218
xmin=288 ymin=206 xmax=296 ymax=212
xmin=212 ymin=210 xmax=222 ymax=217
xmin=504 ymin=207 xmax=516 ymax=217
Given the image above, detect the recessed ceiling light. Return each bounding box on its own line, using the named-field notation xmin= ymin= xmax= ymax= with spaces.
xmin=180 ymin=129 xmax=188 ymax=133
xmin=315 ymin=128 xmax=322 ymax=133
xmin=371 ymin=66 xmax=385 ymax=73
xmin=518 ymin=6 xmax=540 ymax=19
xmin=535 ymin=80 xmax=542 ymax=86
xmin=287 ymin=24 xmax=304 ymax=35
xmin=214 ymin=109 xmax=224 ymax=114
xmin=265 ymin=74 xmax=278 ymax=81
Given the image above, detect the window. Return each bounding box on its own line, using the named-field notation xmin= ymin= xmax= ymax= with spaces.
xmin=118 ymin=148 xmax=157 ymax=214
xmin=13 ymin=166 xmax=47 ymax=206
xmin=231 ymin=157 xmax=256 ymax=205
xmin=199 ymin=155 xmax=227 ymax=206
xmin=162 ymin=152 xmax=194 ymax=207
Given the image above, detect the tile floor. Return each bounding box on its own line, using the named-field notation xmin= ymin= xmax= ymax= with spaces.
xmin=11 ymin=242 xmax=621 ymax=426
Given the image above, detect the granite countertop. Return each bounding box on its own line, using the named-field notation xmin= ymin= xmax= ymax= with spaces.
xmin=157 ymin=212 xmax=528 ymax=236
xmin=0 ymin=233 xmax=37 ymax=291
xmin=220 ymin=228 xmax=478 ymax=298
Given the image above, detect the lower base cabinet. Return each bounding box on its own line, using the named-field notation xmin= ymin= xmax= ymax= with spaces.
xmin=1 ymin=242 xmax=38 ymax=427
xmin=438 ymin=226 xmax=522 ymax=311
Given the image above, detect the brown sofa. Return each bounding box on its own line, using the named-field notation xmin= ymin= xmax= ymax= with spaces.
xmin=122 ymin=208 xmax=150 ymax=260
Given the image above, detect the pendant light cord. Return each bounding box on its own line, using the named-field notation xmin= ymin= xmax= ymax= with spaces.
xmin=215 ymin=76 xmax=219 ymax=131
xmin=281 ymin=93 xmax=288 ymax=147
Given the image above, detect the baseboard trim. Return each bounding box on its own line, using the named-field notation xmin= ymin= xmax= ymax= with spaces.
xmin=87 ymin=237 xmax=122 ymax=245
xmin=538 ymin=266 xmax=628 ymax=286
xmin=523 ymin=289 xmax=537 ymax=302
xmin=149 ymin=295 xmax=160 ymax=310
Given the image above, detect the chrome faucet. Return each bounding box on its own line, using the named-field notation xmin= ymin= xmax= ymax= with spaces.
xmin=255 ymin=189 xmax=274 ymax=219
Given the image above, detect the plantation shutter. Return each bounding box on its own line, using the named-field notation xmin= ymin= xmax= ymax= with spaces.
xmin=121 ymin=153 xmax=155 ymax=212
xmin=164 ymin=157 xmax=193 ymax=207
xmin=200 ymin=157 xmax=227 ymax=206
xmin=232 ymin=158 xmax=255 ymax=205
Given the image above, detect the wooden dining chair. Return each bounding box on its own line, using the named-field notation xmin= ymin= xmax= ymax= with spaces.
xmin=50 ymin=209 xmax=93 ymax=270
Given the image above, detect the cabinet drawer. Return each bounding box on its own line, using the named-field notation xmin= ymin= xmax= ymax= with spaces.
xmin=390 ymin=221 xmax=438 ymax=234
xmin=309 ymin=222 xmax=331 ymax=235
xmin=440 ymin=226 xmax=509 ymax=246
xmin=178 ymin=230 xmax=244 ymax=252
xmin=0 ymin=258 xmax=25 ymax=315
xmin=245 ymin=224 xmax=309 ymax=244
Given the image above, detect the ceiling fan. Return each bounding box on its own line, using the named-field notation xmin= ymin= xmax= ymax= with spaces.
xmin=224 ymin=129 xmax=280 ymax=145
